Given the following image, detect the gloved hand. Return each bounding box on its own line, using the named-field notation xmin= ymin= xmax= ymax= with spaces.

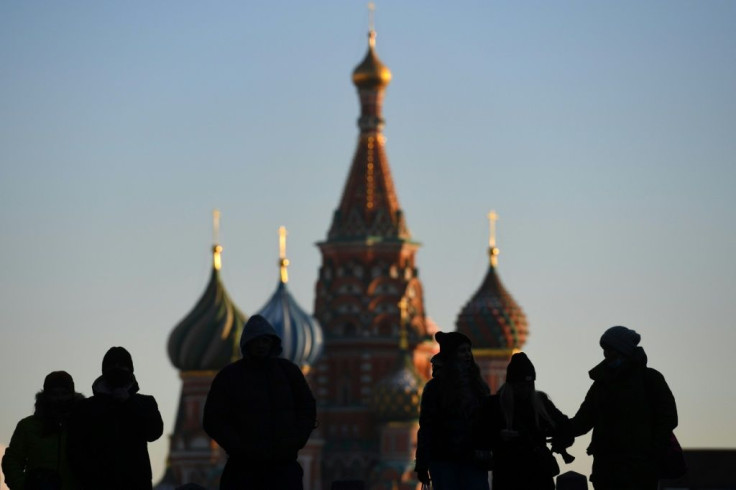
xmin=416 ymin=468 xmax=430 ymax=485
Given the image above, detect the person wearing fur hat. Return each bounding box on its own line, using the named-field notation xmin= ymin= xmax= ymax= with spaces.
xmin=485 ymin=352 xmax=572 ymax=490
xmin=569 ymin=326 xmax=678 ymax=490
xmin=2 ymin=371 xmax=84 ymax=490
xmin=68 ymin=347 xmax=163 ymax=490
xmin=415 ymin=331 xmax=492 ymax=489
xmin=203 ymin=314 xmax=316 ymax=490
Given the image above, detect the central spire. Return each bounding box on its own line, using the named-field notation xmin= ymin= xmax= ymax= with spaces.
xmin=327 ymin=20 xmax=408 ymax=241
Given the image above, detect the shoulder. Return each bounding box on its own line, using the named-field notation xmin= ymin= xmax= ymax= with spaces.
xmin=536 ymin=390 xmax=556 ymax=407
xmin=132 ymin=393 xmax=159 ymax=405
xmin=213 ymin=360 xmax=245 ymax=381
xmin=643 ymin=367 xmax=670 ymax=390
xmin=275 ymin=358 xmax=307 ymax=380
xmin=15 ymin=414 xmax=39 ymax=431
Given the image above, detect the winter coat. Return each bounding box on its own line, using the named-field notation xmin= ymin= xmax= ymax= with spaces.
xmin=415 ymin=375 xmax=491 ymax=472
xmin=68 ymin=377 xmax=163 ymax=490
xmin=2 ymin=394 xmax=84 ymax=490
xmin=570 ymin=347 xmax=677 ymax=487
xmin=486 ymin=390 xmax=570 ymax=490
xmin=202 ymin=356 xmax=316 ymax=466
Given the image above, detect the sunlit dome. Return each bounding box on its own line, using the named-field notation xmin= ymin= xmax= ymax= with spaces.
xmin=255 ymin=227 xmax=324 ymax=371
xmin=352 ymin=30 xmax=392 ymax=89
xmin=168 ymin=244 xmax=247 ymax=371
xmin=455 ymin=212 xmax=528 ymax=349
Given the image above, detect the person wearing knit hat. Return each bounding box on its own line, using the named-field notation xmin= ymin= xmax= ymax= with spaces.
xmin=68 ymin=347 xmax=163 ymax=490
xmin=2 ymin=371 xmax=84 ymax=490
xmin=203 ymin=315 xmax=316 ymax=490
xmin=505 ymin=352 xmax=536 ymax=383
xmin=569 ymin=327 xmax=680 ymax=489
xmin=415 ymin=331 xmax=491 ymax=489
xmin=600 ymin=325 xmax=641 ymax=358
xmin=485 ymin=353 xmax=573 ymax=490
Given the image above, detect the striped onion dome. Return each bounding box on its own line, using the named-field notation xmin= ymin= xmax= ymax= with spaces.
xmin=455 ymin=217 xmax=528 ymax=349
xmin=167 ymin=243 xmax=247 ymax=371
xmin=371 ymin=330 xmax=424 ymax=422
xmin=255 ymin=227 xmax=324 ymax=371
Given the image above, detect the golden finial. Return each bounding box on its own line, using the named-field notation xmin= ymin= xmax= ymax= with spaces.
xmin=278 ymin=226 xmax=290 ymax=283
xmin=213 ymin=209 xmax=222 ymax=271
xmin=398 ymin=297 xmax=409 ymax=350
xmin=487 ymin=210 xmax=500 ymax=267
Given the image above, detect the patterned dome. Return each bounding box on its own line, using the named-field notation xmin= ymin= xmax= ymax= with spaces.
xmin=371 ymin=347 xmax=424 ymax=422
xmin=168 ymin=245 xmax=247 ymax=371
xmin=455 ymin=248 xmax=528 ymax=350
xmin=256 ymin=280 xmax=324 ymax=370
xmin=255 ymin=226 xmax=324 ymax=371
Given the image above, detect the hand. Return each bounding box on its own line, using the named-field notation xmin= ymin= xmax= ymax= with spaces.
xmin=416 ymin=468 xmax=430 ymax=485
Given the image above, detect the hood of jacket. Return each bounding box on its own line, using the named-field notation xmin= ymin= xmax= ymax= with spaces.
xmin=239 ymin=314 xmax=283 ymax=358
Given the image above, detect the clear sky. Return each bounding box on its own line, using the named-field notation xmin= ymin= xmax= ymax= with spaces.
xmin=1 ymin=1 xmax=735 ymax=485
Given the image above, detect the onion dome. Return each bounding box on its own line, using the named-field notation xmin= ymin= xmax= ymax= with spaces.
xmin=455 ymin=212 xmax=528 ymax=349
xmin=371 ymin=300 xmax=425 ymax=422
xmin=167 ymin=211 xmax=247 ymax=371
xmin=255 ymin=227 xmax=324 ymax=372
xmin=352 ymin=30 xmax=392 ymax=89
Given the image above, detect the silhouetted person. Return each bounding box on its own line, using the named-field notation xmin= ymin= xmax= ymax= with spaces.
xmin=569 ymin=326 xmax=677 ymax=490
xmin=486 ymin=352 xmax=572 ymax=490
xmin=203 ymin=314 xmax=316 ymax=490
xmin=556 ymin=471 xmax=588 ymax=490
xmin=68 ymin=347 xmax=163 ymax=490
xmin=2 ymin=371 xmax=84 ymax=490
xmin=415 ymin=331 xmax=491 ymax=490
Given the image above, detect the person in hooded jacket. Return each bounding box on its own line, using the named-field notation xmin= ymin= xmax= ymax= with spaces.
xmin=415 ymin=331 xmax=492 ymax=490
xmin=2 ymin=371 xmax=84 ymax=490
xmin=569 ymin=326 xmax=678 ymax=490
xmin=485 ymin=352 xmax=572 ymax=490
xmin=68 ymin=347 xmax=163 ymax=490
xmin=203 ymin=314 xmax=316 ymax=490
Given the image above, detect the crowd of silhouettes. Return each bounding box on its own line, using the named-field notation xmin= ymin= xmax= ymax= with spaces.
xmin=2 ymin=346 xmax=164 ymax=490
xmin=1 ymin=322 xmax=677 ymax=490
xmin=414 ymin=325 xmax=679 ymax=490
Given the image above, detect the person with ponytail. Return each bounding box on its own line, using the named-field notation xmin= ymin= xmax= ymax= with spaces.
xmin=487 ymin=352 xmax=572 ymax=490
xmin=415 ymin=331 xmax=492 ymax=490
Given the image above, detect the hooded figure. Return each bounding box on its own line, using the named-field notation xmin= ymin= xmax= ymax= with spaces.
xmin=68 ymin=347 xmax=163 ymax=490
xmin=203 ymin=314 xmax=316 ymax=490
xmin=569 ymin=326 xmax=678 ymax=490
xmin=2 ymin=371 xmax=84 ymax=490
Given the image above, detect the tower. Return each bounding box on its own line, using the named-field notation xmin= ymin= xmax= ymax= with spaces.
xmin=313 ymin=24 xmax=432 ymax=485
xmin=159 ymin=211 xmax=247 ymax=489
xmin=455 ymin=211 xmax=528 ymax=393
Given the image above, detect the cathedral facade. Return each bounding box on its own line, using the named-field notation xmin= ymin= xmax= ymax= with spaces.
xmin=158 ymin=26 xmax=529 ymax=490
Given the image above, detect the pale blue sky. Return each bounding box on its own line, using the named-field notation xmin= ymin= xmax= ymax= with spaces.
xmin=1 ymin=1 xmax=735 ymax=485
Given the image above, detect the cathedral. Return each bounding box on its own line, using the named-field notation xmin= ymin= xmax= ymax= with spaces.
xmin=156 ymin=24 xmax=528 ymax=490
